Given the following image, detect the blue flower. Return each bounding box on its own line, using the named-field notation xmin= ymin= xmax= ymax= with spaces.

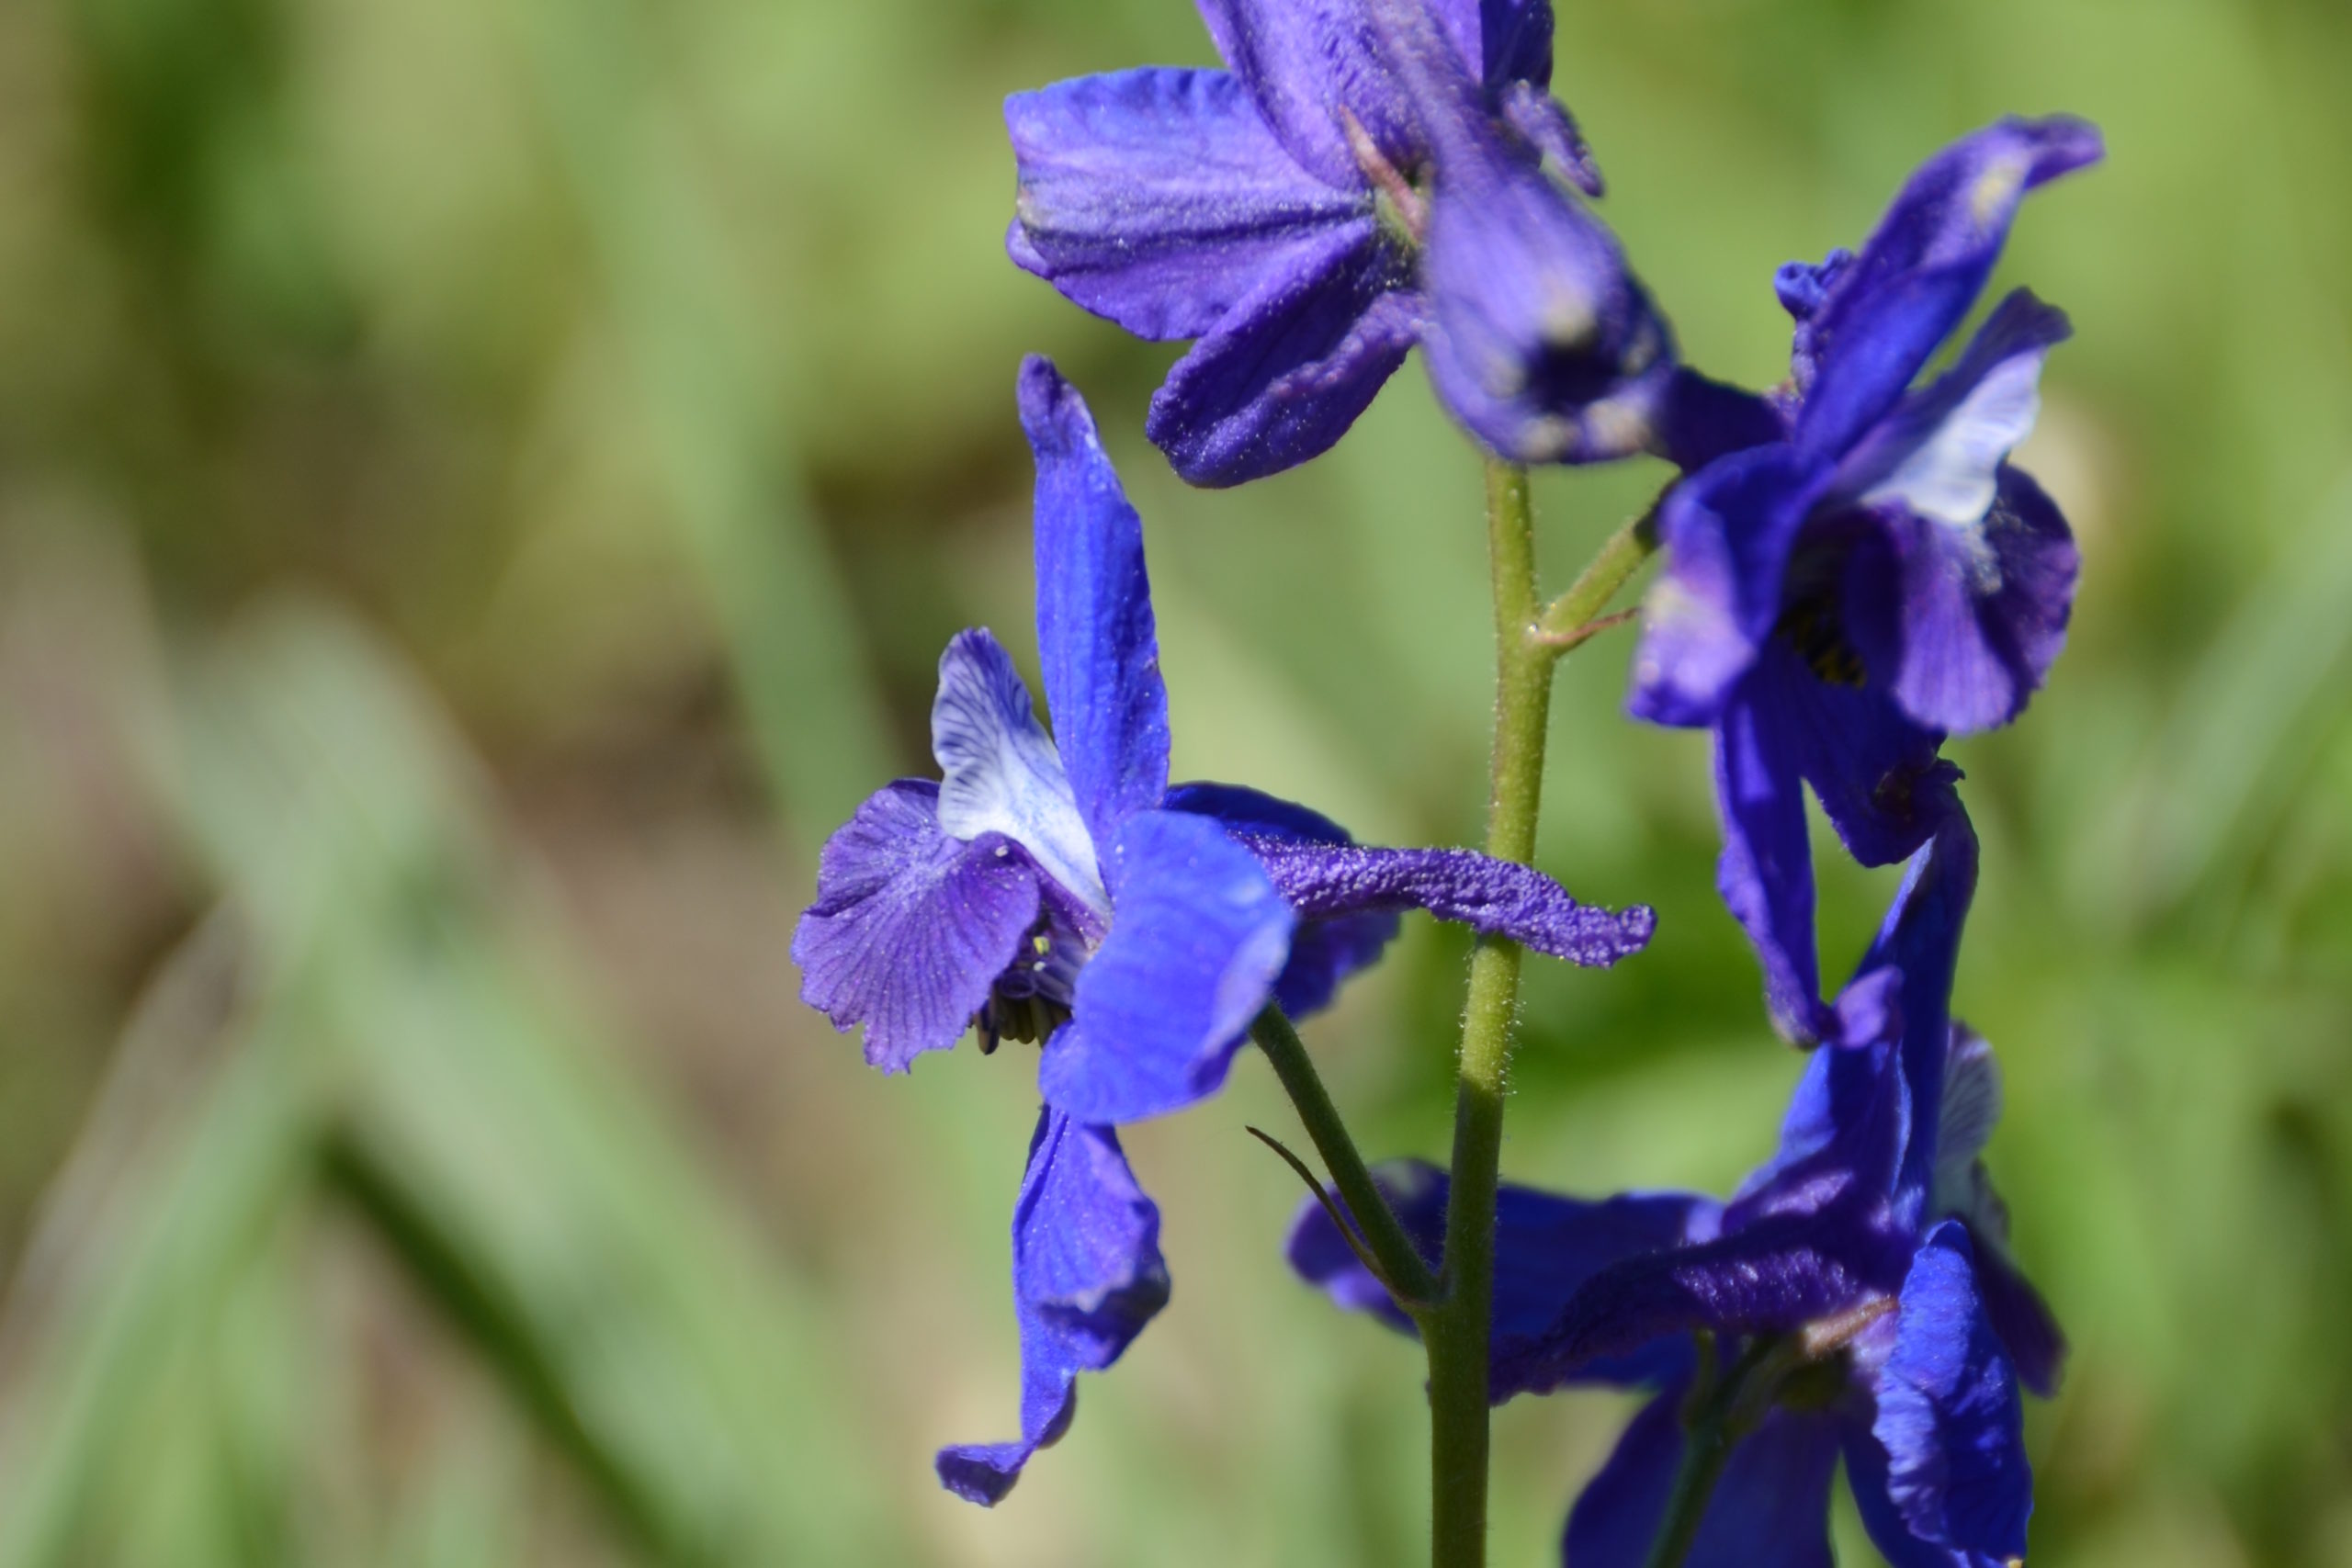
xmin=1624 ymin=117 xmax=2101 ymax=1043
xmin=1293 ymin=815 xmax=2065 ymax=1566
xmin=1004 ymin=0 xmax=1767 ymax=485
xmin=795 ymin=356 xmax=1656 ymax=1502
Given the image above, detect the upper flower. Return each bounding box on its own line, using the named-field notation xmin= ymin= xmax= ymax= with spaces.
xmin=1623 ymin=117 xmax=2101 ymax=1041
xmin=1004 ymin=0 xmax=1755 ymax=485
xmin=1292 ymin=813 xmax=2064 ymax=1566
xmin=793 ymin=355 xmax=1657 ymax=1501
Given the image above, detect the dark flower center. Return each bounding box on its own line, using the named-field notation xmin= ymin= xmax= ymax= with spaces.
xmin=976 ymin=917 xmax=1085 ymax=1054
xmin=1776 ymin=588 xmax=1868 ymax=688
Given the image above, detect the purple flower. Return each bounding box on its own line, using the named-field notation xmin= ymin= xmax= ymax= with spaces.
xmin=1293 ymin=816 xmax=2066 ymax=1567
xmin=1625 ymin=117 xmax=2101 ymax=1043
xmin=795 ymin=356 xmax=1656 ymax=1502
xmin=1004 ymin=0 xmax=1764 ymax=485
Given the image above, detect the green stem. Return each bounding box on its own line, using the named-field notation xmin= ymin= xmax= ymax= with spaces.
xmin=1429 ymin=460 xmax=1557 ymax=1568
xmin=1533 ymin=500 xmax=1662 ymax=653
xmin=1643 ymin=1392 xmax=1734 ymax=1568
xmin=1642 ymin=1333 xmax=1794 ymax=1568
xmin=1250 ymin=1007 xmax=1438 ymax=1308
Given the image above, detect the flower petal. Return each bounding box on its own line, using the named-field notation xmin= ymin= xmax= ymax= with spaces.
xmin=1413 ymin=91 xmax=1674 ymax=465
xmin=1931 ymin=1026 xmax=2003 ymax=1206
xmin=1511 ymin=1209 xmax=1895 ymax=1393
xmin=1239 ymin=837 xmax=1656 ymax=967
xmin=1710 ymin=678 xmax=1829 ymax=1043
xmin=793 ymin=781 xmax=1043 ymax=1072
xmin=936 ymin=1111 xmax=1170 ymax=1505
xmin=1019 ymin=360 xmax=1172 ymax=877
xmin=1651 ymin=367 xmax=1788 ymax=472
xmin=1845 ymin=291 xmax=2068 ymax=531
xmin=1147 ymin=231 xmax=1419 ymax=486
xmin=1006 ymin=69 xmax=1373 ymax=342
xmin=932 ymin=627 xmax=1109 ymax=917
xmin=1498 ymin=80 xmax=1600 ymax=196
xmin=1857 ymin=1223 xmax=2033 ymax=1563
xmin=1629 ymin=445 xmax=1824 ymax=728
xmin=1792 ymin=116 xmax=2103 ymax=465
xmin=1162 ymin=781 xmax=1400 ymax=1018
xmin=1965 ymin=1225 xmax=2067 ymax=1401
xmin=1285 ymin=1158 xmax=1715 ymax=1393
xmin=1747 ymin=640 xmax=1959 ymax=870
xmin=1194 ymin=0 xmax=1421 ymax=186
xmin=1860 ymin=459 xmax=2081 ymax=737
xmin=1470 ymin=0 xmax=1557 ymax=89
xmin=1038 ymin=809 xmax=1296 ymax=1123
xmin=1562 ymin=1394 xmax=1839 ymax=1568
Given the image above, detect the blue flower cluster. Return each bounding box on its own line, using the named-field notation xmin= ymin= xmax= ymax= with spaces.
xmin=793 ymin=0 xmax=2099 ymax=1556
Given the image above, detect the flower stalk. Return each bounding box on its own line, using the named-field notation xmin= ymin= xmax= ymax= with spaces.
xmin=1428 ymin=459 xmax=1558 ymax=1566
xmin=1250 ymin=1007 xmax=1439 ymax=1310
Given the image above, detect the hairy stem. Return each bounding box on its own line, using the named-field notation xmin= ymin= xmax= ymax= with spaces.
xmin=1251 ymin=1006 xmax=1438 ymax=1309
xmin=1429 ymin=460 xmax=1557 ymax=1568
xmin=1534 ymin=501 xmax=1661 ymax=653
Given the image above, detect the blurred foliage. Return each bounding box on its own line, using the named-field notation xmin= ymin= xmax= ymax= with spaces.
xmin=0 ymin=0 xmax=2346 ymax=1564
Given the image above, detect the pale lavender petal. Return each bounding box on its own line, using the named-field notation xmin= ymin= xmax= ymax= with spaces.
xmin=1241 ymin=837 xmax=1655 ymax=967
xmin=1019 ymin=359 xmax=1171 ymax=878
xmin=1038 ymin=809 xmax=1295 ymax=1124
xmin=1006 ymin=69 xmax=1373 ymax=342
xmin=793 ymin=782 xmax=1042 ymax=1073
xmin=937 ymin=1112 xmax=1170 ymax=1505
xmin=932 ymin=627 xmax=1108 ymax=918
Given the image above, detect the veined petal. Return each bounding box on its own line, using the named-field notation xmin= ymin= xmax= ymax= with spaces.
xmin=1793 ymin=116 xmax=2102 ymax=466
xmin=937 ymin=1112 xmax=1170 ymax=1505
xmin=1857 ymin=1224 xmax=2033 ymax=1563
xmin=1240 ymin=837 xmax=1656 ymax=967
xmin=1163 ymin=781 xmax=1400 ymax=1018
xmin=1019 ymin=360 xmax=1172 ymax=877
xmin=1007 ymin=69 xmax=1374 ymax=342
xmin=1148 ymin=231 xmax=1419 ymax=486
xmin=1194 ymin=0 xmax=1421 ymax=187
xmin=933 ymin=628 xmax=1109 ymax=917
xmin=1285 ymin=1158 xmax=1714 ymax=1393
xmin=1039 ymin=810 xmax=1295 ymax=1124
xmin=1931 ymin=1027 xmax=2002 ymax=1209
xmin=794 ymin=781 xmax=1042 ymax=1072
xmin=1563 ymin=1394 xmax=1839 ymax=1568
xmin=1629 ymin=446 xmax=1824 ymax=728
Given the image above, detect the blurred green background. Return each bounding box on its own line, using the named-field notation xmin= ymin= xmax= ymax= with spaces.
xmin=0 ymin=0 xmax=2346 ymax=1562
